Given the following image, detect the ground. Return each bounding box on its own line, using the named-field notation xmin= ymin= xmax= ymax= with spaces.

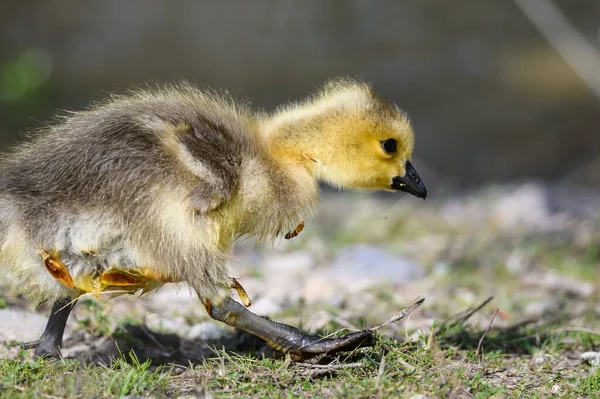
xmin=0 ymin=183 xmax=599 ymax=398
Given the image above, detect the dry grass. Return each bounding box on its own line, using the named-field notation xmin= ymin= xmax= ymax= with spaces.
xmin=1 ymin=185 xmax=599 ymax=397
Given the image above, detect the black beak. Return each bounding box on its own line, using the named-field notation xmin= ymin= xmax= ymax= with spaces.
xmin=391 ymin=161 xmax=427 ymax=199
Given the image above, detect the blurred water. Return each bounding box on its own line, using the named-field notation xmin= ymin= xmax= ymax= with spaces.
xmin=1 ymin=1 xmax=599 ymax=188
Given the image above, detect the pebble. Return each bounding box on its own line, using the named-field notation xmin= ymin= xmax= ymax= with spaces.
xmin=187 ymin=321 xmax=226 ymax=341
xmin=61 ymin=342 xmax=91 ymax=359
xmin=304 ymin=244 xmax=424 ymax=303
xmin=581 ymin=351 xmax=600 ymax=368
xmin=262 ymin=252 xmax=315 ymax=275
xmin=145 ymin=314 xmax=191 ymax=336
xmin=249 ymin=296 xmax=283 ymax=316
xmin=0 ymin=309 xmax=52 ymax=343
xmin=253 ymin=252 xmax=316 ymax=304
xmin=491 ymin=184 xmax=548 ymax=229
xmin=142 ymin=284 xmax=200 ymax=314
xmin=550 ymin=384 xmax=562 ymax=395
xmin=532 ymin=351 xmax=546 ymax=365
xmin=329 ymin=244 xmax=424 ymax=282
xmin=522 ymin=273 xmax=594 ymax=298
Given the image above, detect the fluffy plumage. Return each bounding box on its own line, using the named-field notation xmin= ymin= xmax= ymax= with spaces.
xmin=0 ymin=79 xmax=419 ymax=308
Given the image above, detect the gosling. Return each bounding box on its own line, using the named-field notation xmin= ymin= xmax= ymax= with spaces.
xmin=0 ymin=79 xmax=427 ymax=360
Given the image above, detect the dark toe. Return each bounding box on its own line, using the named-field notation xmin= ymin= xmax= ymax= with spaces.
xmin=332 ymin=330 xmax=376 ymax=352
xmin=32 ymin=342 xmax=62 ymax=359
xmin=21 ymin=340 xmax=41 ymax=350
xmin=290 ymin=329 xmax=376 ymax=360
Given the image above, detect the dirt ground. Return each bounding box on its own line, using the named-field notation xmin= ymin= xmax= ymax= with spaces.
xmin=1 ymin=182 xmax=599 ymax=397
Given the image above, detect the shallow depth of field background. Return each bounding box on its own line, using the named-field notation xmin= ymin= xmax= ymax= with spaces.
xmin=1 ymin=1 xmax=599 ymax=189
xmin=1 ymin=2 xmax=600 ymax=397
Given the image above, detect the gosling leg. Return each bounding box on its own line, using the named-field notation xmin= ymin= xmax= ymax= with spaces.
xmin=21 ymin=297 xmax=77 ymax=358
xmin=204 ymin=297 xmax=375 ymax=361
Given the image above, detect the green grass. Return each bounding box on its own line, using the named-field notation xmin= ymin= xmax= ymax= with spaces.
xmin=179 ymin=326 xmax=597 ymax=398
xmin=1 ymin=262 xmax=598 ymax=398
xmin=2 ymin=320 xmax=598 ymax=398
xmin=573 ymin=367 xmax=600 ymax=395
xmin=1 ymin=194 xmax=599 ymax=398
xmin=0 ymin=352 xmax=170 ymax=398
xmin=75 ymin=298 xmax=115 ymax=337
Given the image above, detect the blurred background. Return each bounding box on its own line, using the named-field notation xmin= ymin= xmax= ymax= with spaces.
xmin=1 ymin=0 xmax=600 ymax=190
xmin=1 ymin=1 xmax=600 ymax=373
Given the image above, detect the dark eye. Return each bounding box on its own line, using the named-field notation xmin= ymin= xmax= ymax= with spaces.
xmin=382 ymin=138 xmax=397 ymax=154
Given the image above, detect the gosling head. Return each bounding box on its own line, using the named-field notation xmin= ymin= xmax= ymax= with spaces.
xmin=265 ymin=79 xmax=427 ymax=199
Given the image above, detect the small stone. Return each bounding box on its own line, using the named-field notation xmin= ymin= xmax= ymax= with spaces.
xmin=303 ymin=276 xmax=338 ymax=305
xmin=249 ymin=297 xmax=282 ymax=316
xmin=532 ymin=351 xmax=546 ymax=365
xmin=523 ymin=300 xmax=550 ymax=316
xmin=304 ymin=244 xmax=424 ymax=304
xmin=491 ymin=184 xmax=548 ymax=229
xmin=61 ymin=342 xmax=91 ymax=359
xmin=145 ymin=313 xmax=190 ymax=336
xmin=330 ymin=244 xmax=424 ymax=281
xmin=432 ymin=261 xmax=449 ymax=277
xmin=505 ymin=250 xmax=529 ymax=274
xmin=522 ymin=273 xmax=594 ymax=298
xmin=262 ymin=252 xmax=315 ymax=274
xmin=550 ymin=384 xmax=561 ymax=395
xmin=581 ymin=351 xmax=600 ymax=368
xmin=188 ymin=322 xmax=225 ymax=341
xmin=0 ymin=309 xmax=52 ymax=343
xmin=143 ymin=284 xmax=199 ymax=314
xmin=302 ymin=310 xmax=334 ymax=332
xmin=246 ymin=252 xmax=316 ymax=304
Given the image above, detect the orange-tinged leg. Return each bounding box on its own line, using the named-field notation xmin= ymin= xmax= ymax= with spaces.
xmin=284 ymin=221 xmax=305 ymax=240
xmin=21 ymin=297 xmax=77 ymax=358
xmin=203 ymin=297 xmax=375 ymax=361
xmin=230 ymin=277 xmax=251 ymax=307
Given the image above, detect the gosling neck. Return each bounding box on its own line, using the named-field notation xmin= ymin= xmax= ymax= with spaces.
xmin=261 ymin=118 xmax=324 ymax=179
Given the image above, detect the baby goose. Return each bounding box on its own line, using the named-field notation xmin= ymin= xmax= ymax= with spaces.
xmin=0 ymin=79 xmax=426 ymax=360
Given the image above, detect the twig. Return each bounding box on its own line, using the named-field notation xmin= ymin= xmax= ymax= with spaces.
xmin=435 ymin=296 xmax=494 ymax=335
xmin=513 ymin=0 xmax=600 ymax=100
xmin=340 ymin=339 xmax=370 ymax=364
xmin=371 ymin=297 xmax=425 ymax=331
xmin=139 ymin=321 xmax=169 ymax=350
xmin=278 ymin=355 xmax=292 ymax=372
xmin=458 ymin=296 xmax=494 ymax=324
xmin=375 ymin=356 xmax=386 ymax=389
xmin=327 ymin=312 xmax=361 ymax=331
xmin=396 ymin=355 xmax=417 ymax=375
xmin=56 ymin=290 xmax=133 ymax=312
xmin=475 ymin=308 xmax=499 ymax=357
xmin=293 ymin=298 xmax=424 ymax=353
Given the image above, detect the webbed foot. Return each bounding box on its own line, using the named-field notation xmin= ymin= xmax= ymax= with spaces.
xmin=21 ymin=339 xmax=62 ymax=359
xmin=266 ymin=326 xmax=375 ymax=361
xmin=21 ymin=297 xmax=77 ymax=359
xmin=205 ymin=297 xmax=375 ymax=360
